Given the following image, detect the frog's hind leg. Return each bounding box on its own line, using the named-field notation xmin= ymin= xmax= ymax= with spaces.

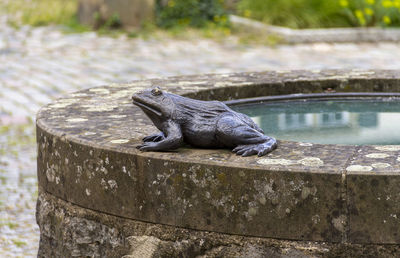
xmin=216 ymin=115 xmax=277 ymax=157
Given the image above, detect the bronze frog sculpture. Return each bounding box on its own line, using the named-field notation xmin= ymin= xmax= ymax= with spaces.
xmin=132 ymin=87 xmax=277 ymax=157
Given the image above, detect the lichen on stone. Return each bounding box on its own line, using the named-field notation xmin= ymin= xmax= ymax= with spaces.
xmin=346 ymin=165 xmax=373 ymax=172
xmin=257 ymin=157 xmax=323 ymax=167
xmin=66 ymin=118 xmax=88 ymax=123
xmin=298 ymin=157 xmax=323 ymax=167
xmin=110 ymin=139 xmax=129 ymax=144
xmin=109 ymin=115 xmax=127 ymax=119
xmin=257 ymin=158 xmax=295 ymax=166
xmin=89 ymin=88 xmax=110 ymax=94
xmin=83 ymin=104 xmax=117 ymax=112
xmin=371 ymin=163 xmax=391 ymax=169
xmin=366 ymin=153 xmax=390 ymax=159
xmin=214 ymin=81 xmax=251 ymax=87
xmin=375 ymin=146 xmax=400 ymax=152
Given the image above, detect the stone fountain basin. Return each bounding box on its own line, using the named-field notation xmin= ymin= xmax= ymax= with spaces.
xmin=36 ymin=70 xmax=400 ymax=256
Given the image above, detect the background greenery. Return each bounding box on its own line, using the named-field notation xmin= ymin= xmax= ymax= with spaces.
xmin=0 ymin=0 xmax=80 ymax=28
xmin=1 ymin=0 xmax=400 ymax=30
xmin=238 ymin=0 xmax=400 ymax=28
xmin=238 ymin=0 xmax=346 ymax=28
xmin=155 ymin=0 xmax=229 ymax=28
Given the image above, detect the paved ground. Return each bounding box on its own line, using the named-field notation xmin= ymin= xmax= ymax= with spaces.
xmin=1 ymin=14 xmax=400 ymax=256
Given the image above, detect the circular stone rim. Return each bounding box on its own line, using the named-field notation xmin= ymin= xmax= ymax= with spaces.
xmin=225 ymin=92 xmax=400 ymax=105
xmin=36 ymin=70 xmax=400 ymax=245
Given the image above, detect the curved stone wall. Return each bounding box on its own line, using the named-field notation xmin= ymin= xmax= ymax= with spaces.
xmin=36 ymin=70 xmax=400 ymax=256
xmin=230 ymin=15 xmax=400 ymax=44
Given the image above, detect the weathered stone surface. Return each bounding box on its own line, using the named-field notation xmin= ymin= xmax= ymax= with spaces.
xmin=78 ymin=0 xmax=155 ymax=28
xmin=37 ymin=191 xmax=400 ymax=257
xmin=36 ymin=127 xmax=347 ymax=241
xmin=36 ymin=70 xmax=400 ymax=254
xmin=347 ymin=145 xmax=400 ymax=244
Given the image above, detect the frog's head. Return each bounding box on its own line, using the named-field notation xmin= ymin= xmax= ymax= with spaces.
xmin=132 ymin=87 xmax=175 ymax=120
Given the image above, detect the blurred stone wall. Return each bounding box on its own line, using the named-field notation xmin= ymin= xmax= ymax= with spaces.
xmin=78 ymin=0 xmax=155 ymax=29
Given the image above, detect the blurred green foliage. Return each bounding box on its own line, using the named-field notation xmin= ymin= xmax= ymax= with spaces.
xmin=238 ymin=0 xmax=400 ymax=28
xmin=1 ymin=0 xmax=80 ymax=27
xmin=2 ymin=0 xmax=230 ymax=33
xmin=3 ymin=0 xmax=400 ymax=32
xmin=237 ymin=0 xmax=347 ymax=28
xmin=339 ymin=0 xmax=400 ymax=27
xmin=155 ymin=0 xmax=229 ymax=28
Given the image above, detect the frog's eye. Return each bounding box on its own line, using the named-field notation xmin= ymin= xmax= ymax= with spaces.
xmin=151 ymin=87 xmax=162 ymax=96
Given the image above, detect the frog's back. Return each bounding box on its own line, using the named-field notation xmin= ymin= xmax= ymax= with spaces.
xmin=169 ymin=94 xmax=230 ymax=147
xmin=170 ymin=93 xmax=230 ymax=118
xmin=173 ymin=95 xmax=263 ymax=133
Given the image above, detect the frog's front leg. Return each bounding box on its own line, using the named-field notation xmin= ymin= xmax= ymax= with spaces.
xmin=216 ymin=115 xmax=277 ymax=157
xmin=137 ymin=121 xmax=183 ymax=151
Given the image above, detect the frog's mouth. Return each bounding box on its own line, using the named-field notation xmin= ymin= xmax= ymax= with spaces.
xmin=132 ymin=97 xmax=162 ymax=117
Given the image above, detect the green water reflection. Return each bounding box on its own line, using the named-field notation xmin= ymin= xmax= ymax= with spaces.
xmin=232 ymin=99 xmax=400 ymax=145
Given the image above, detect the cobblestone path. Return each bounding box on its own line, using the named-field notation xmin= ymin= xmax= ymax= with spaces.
xmin=1 ymin=16 xmax=400 ymax=256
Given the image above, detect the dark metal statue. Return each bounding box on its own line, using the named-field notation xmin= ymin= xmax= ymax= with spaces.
xmin=132 ymin=87 xmax=277 ymax=157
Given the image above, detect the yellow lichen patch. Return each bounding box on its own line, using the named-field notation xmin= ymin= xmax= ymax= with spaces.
xmin=258 ymin=196 xmax=267 ymax=205
xmin=66 ymin=118 xmax=88 ymax=123
xmin=332 ymin=215 xmax=346 ymax=233
xmin=323 ymin=75 xmax=349 ymax=80
xmin=298 ymin=157 xmax=323 ymax=167
xmin=110 ymin=139 xmax=129 ymax=144
xmin=371 ymin=163 xmax=391 ymax=169
xmin=216 ymin=74 xmax=230 ymax=78
xmin=214 ymin=81 xmax=251 ymax=87
xmin=49 ymin=98 xmax=77 ymax=109
xmin=124 ymin=81 xmax=152 ymax=88
xmin=346 ymin=165 xmax=373 ymax=172
xmin=258 ymin=157 xmax=323 ymax=167
xmin=83 ymin=104 xmax=117 ymax=112
xmin=349 ymin=71 xmax=375 ymax=76
xmin=216 ymin=173 xmax=227 ymax=184
xmin=89 ymin=88 xmax=110 ymax=94
xmin=49 ymin=103 xmax=72 ymax=108
xmin=176 ymin=81 xmax=208 ymax=86
xmin=375 ymin=146 xmax=400 ymax=152
xmin=248 ymin=207 xmax=258 ymax=216
xmin=257 ymin=158 xmax=295 ymax=166
xmin=365 ymin=153 xmax=390 ymax=159
xmin=108 ymin=90 xmax=133 ymax=99
xmin=71 ymin=93 xmax=88 ymax=97
xmin=301 ymin=186 xmax=317 ymax=200
xmin=109 ymin=115 xmax=127 ymax=119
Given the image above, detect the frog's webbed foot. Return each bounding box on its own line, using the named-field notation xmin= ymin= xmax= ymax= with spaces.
xmin=137 ymin=137 xmax=183 ymax=152
xmin=137 ymin=142 xmax=160 ymax=151
xmin=233 ymin=139 xmax=277 ymax=157
xmin=143 ymin=133 xmax=165 ymax=142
